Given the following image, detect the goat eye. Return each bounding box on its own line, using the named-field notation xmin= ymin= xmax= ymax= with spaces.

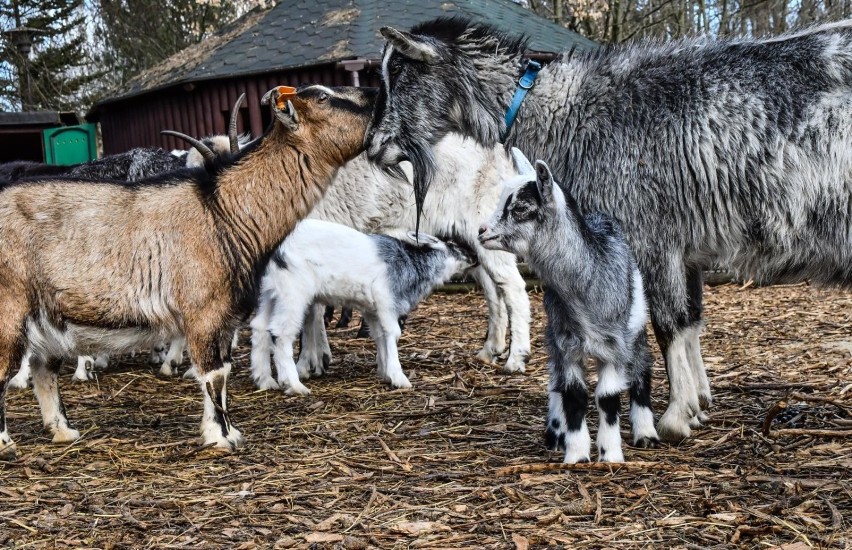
xmin=389 ymin=64 xmax=402 ymax=76
xmin=318 ymin=92 xmax=329 ymax=103
xmin=511 ymin=205 xmax=532 ymax=220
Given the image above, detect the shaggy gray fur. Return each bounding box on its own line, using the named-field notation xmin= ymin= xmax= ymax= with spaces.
xmin=479 ymin=153 xmax=658 ymax=462
xmin=365 ymin=16 xmax=852 ymax=441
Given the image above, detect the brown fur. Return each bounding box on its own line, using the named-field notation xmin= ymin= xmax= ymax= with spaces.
xmin=0 ymin=85 xmax=376 ymax=458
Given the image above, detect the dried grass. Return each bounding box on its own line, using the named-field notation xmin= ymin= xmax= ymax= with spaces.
xmin=1 ymin=282 xmax=850 ymax=548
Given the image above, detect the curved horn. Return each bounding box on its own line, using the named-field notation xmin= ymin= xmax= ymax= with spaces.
xmin=161 ymin=130 xmax=216 ymax=163
xmin=228 ymin=93 xmax=246 ymax=155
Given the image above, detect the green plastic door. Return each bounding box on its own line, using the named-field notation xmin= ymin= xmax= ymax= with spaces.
xmin=42 ymin=124 xmax=97 ymax=165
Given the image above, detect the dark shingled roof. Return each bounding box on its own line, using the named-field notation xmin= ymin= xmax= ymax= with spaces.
xmin=97 ymin=0 xmax=595 ymax=106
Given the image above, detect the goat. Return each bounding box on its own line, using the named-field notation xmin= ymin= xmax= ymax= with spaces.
xmin=249 ymin=219 xmax=475 ymax=394
xmin=6 ymin=119 xmax=248 ymax=389
xmin=290 ymin=134 xmax=531 ymax=382
xmin=364 ymin=17 xmax=852 ymax=442
xmin=0 ymin=84 xmax=376 ymax=459
xmin=480 ymin=149 xmax=659 ymax=462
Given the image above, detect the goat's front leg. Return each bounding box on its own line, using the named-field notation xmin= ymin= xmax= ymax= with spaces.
xmin=478 ymin=248 xmax=531 ymax=373
xmin=191 ymin=334 xmax=243 ymax=451
xmin=471 ymin=266 xmax=508 ymax=365
xmin=372 ymin=312 xmax=410 ymax=389
xmin=31 ymin=356 xmax=80 ymax=444
xmin=647 ymin=260 xmax=704 ymax=442
xmin=546 ymin=341 xmax=590 ymax=463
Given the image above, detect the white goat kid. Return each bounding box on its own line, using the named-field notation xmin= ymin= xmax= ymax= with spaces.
xmin=296 ymin=134 xmax=530 ymax=379
xmin=250 ymin=220 xmax=474 ymax=394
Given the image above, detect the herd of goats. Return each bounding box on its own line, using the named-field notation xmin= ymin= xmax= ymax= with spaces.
xmin=0 ymin=15 xmax=851 ymax=465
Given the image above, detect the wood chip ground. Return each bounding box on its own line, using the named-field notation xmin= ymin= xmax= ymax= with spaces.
xmin=1 ymin=282 xmax=850 ymax=548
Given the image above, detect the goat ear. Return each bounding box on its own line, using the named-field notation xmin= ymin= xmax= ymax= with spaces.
xmin=381 ymin=27 xmax=439 ymax=64
xmin=273 ymin=100 xmax=299 ymax=131
xmin=535 ymin=160 xmax=555 ymax=205
xmin=511 ymin=148 xmax=535 ymax=176
xmin=404 ymin=230 xmax=441 ymax=247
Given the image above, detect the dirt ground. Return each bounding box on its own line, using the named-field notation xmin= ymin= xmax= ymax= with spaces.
xmin=1 ymin=282 xmax=850 ymax=549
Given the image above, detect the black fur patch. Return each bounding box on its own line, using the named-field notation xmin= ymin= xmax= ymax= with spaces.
xmin=597 ymin=394 xmax=621 ymax=426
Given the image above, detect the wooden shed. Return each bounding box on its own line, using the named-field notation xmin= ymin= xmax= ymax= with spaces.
xmin=86 ymin=0 xmax=594 ymax=155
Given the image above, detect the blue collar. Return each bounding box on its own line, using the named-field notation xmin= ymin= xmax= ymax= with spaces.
xmin=502 ymin=60 xmax=541 ymax=141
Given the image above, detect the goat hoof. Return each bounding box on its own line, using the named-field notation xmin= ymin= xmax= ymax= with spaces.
xmin=545 ymin=428 xmax=566 ymax=451
xmin=254 ymin=377 xmax=280 ymax=391
xmin=71 ymin=372 xmax=93 ymax=382
xmin=158 ymin=363 xmax=174 ymax=377
xmin=475 ymin=348 xmax=497 ymax=364
xmin=500 ymin=352 xmax=529 ymax=374
xmin=598 ymin=450 xmax=624 ymax=463
xmin=0 ymin=439 xmax=17 ymax=461
xmin=389 ymin=377 xmax=412 ymax=390
xmin=52 ymin=427 xmax=80 ymax=444
xmin=8 ymin=373 xmax=30 ymax=390
xmin=565 ymin=454 xmax=591 ymax=464
xmin=698 ymin=393 xmax=713 ymax=410
xmin=183 ymin=366 xmax=198 ymax=380
xmin=284 ymin=382 xmax=311 ymax=396
xmin=633 ymin=436 xmax=661 ymax=449
xmin=656 ymin=410 xmax=692 ymax=442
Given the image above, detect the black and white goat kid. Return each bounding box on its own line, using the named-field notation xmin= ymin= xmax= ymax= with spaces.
xmin=479 ymin=150 xmax=659 ymax=463
xmin=250 ymin=220 xmax=475 ymax=394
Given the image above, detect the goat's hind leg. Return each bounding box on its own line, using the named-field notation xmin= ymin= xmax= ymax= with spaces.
xmin=0 ymin=334 xmax=27 ymax=459
xmin=647 ymin=260 xmax=703 ymax=441
xmin=628 ymin=331 xmax=660 ymax=448
xmin=192 ymin=333 xmax=243 ymax=450
xmin=249 ymin=295 xmax=279 ymax=390
xmin=268 ymin=303 xmax=312 ymax=395
xmin=8 ymin=347 xmax=33 ymax=390
xmin=31 ymin=355 xmax=80 ymax=444
xmin=296 ymin=304 xmax=331 ymax=379
xmin=595 ymin=362 xmax=627 ymax=462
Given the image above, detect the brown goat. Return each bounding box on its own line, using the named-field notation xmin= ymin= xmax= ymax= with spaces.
xmin=0 ymin=85 xmax=376 ymax=458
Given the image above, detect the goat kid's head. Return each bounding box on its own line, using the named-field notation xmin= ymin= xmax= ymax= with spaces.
xmin=478 ymin=148 xmax=563 ymax=258
xmin=404 ymin=231 xmax=478 ymax=279
xmin=263 ymin=84 xmax=377 ymax=164
xmin=365 ymin=17 xmax=526 ymax=229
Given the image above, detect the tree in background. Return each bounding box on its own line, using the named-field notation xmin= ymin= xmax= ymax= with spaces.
xmin=529 ymin=0 xmax=852 ymax=42
xmin=0 ymin=0 xmax=97 ymax=111
xmin=94 ymin=0 xmax=239 ymax=93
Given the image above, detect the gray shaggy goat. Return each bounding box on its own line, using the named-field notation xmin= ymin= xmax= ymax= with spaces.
xmin=480 ymin=149 xmax=658 ymax=462
xmin=365 ymin=16 xmax=852 ymax=442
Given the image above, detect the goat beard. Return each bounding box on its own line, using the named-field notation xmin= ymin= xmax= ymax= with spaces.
xmin=382 ymin=138 xmax=437 ymax=238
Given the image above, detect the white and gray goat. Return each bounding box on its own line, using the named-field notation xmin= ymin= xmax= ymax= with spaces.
xmin=290 ymin=134 xmax=530 ymax=383
xmin=479 ymin=150 xmax=659 ymax=463
xmin=250 ymin=219 xmax=475 ymax=394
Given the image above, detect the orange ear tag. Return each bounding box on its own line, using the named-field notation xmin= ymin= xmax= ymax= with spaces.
xmin=275 ymin=86 xmax=298 ymax=109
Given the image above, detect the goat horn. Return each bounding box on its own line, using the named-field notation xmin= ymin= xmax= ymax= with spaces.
xmin=228 ymin=93 xmax=246 ymax=155
xmin=161 ymin=130 xmax=216 ymax=163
